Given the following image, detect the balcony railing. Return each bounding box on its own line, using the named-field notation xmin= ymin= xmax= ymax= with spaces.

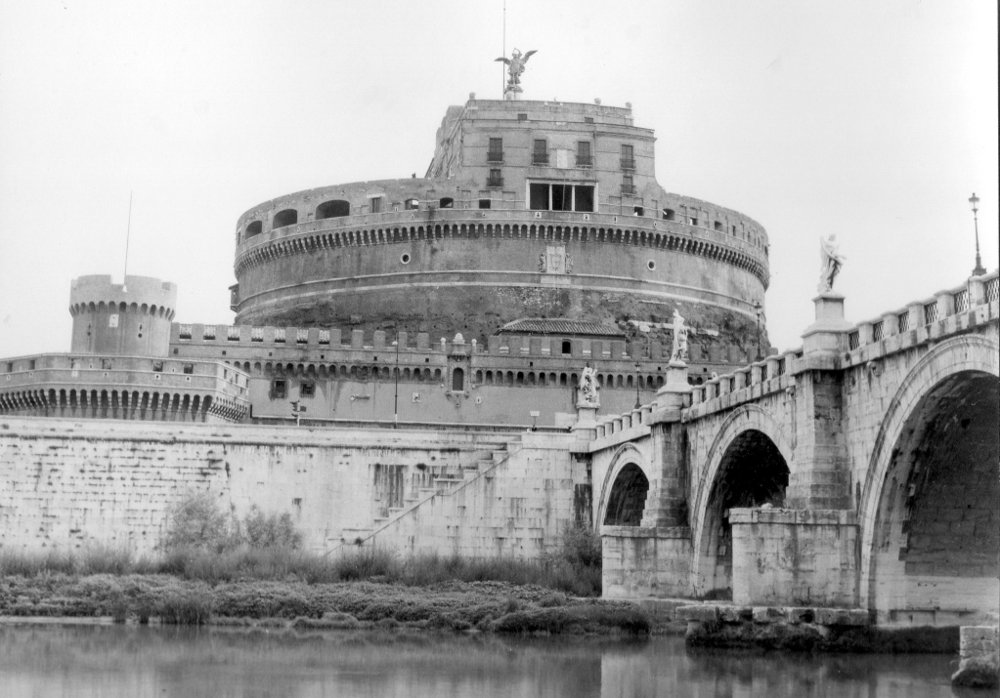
xmin=620 ymin=158 xmax=636 ymax=170
xmin=486 ymin=175 xmax=504 ymax=187
xmin=576 ymin=155 xmax=593 ymax=167
xmin=486 ymin=151 xmax=504 ymax=163
xmin=621 ymin=185 xmax=636 ymax=196
xmin=532 ymin=153 xmax=549 ymax=165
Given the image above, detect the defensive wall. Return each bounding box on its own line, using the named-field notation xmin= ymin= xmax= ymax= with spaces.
xmin=592 ymin=270 xmax=999 ymax=627
xmin=0 ymin=419 xmax=584 ymax=559
xmin=165 ymin=318 xmax=758 ymax=426
xmin=1 ymin=354 xmax=248 ymax=423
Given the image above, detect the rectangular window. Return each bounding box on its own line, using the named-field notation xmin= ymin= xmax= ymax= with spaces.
xmin=576 ymin=141 xmax=592 ymax=167
xmin=152 ymin=360 xmax=163 ymax=372
xmin=529 ymin=183 xmax=595 ymax=212
xmin=532 ymin=139 xmax=548 ymax=165
xmin=584 ymin=116 xmax=594 ymax=124
xmin=487 ymin=137 xmax=503 ymax=162
xmin=621 ymin=144 xmax=635 ymax=170
xmin=487 ymin=168 xmax=503 ymax=187
xmin=622 ymin=174 xmax=635 ymax=195
xmin=300 ymin=382 xmax=315 ymax=397
xmin=182 ymin=363 xmax=194 ymax=374
xmin=369 ymin=196 xmax=383 ymax=214
xmin=517 ymin=113 xmax=528 ymax=121
xmin=530 ymin=182 xmax=549 ymax=210
xmin=574 ymin=185 xmax=594 ymax=212
xmin=271 ymin=379 xmax=287 ymax=399
xmin=478 ymin=199 xmax=491 ymax=209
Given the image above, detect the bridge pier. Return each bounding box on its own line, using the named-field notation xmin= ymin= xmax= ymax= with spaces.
xmin=730 ymin=507 xmax=857 ymax=607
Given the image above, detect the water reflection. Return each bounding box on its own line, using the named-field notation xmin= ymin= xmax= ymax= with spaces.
xmin=0 ymin=624 xmax=962 ymax=698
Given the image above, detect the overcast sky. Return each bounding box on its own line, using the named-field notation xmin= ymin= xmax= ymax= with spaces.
xmin=1 ymin=0 xmax=996 ymax=358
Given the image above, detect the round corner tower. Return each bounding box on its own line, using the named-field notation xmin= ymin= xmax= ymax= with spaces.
xmin=229 ymin=97 xmax=770 ymax=357
xmin=69 ymin=275 xmax=177 ymax=356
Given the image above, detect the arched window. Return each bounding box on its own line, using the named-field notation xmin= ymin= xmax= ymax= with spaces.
xmin=245 ymin=221 xmax=263 ymax=238
xmin=452 ymin=367 xmax=465 ymax=391
xmin=273 ymin=209 xmax=298 ymax=228
xmin=439 ymin=197 xmax=454 ymax=209
xmin=316 ymin=200 xmax=350 ymax=219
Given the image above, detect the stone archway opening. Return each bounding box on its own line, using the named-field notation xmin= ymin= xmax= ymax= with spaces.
xmin=871 ymin=370 xmax=999 ymax=625
xmin=603 ymin=463 xmax=649 ymax=526
xmin=701 ymin=429 xmax=788 ymax=599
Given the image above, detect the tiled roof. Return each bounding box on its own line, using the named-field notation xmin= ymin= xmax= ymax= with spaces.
xmin=496 ymin=318 xmax=626 ymax=338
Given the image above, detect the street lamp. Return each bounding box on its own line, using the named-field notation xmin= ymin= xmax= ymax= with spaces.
xmin=970 ymin=193 xmax=986 ymax=276
xmin=753 ymin=301 xmax=763 ymax=361
xmin=634 ymin=361 xmax=642 ymax=408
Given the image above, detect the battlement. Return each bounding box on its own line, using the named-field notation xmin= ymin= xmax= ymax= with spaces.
xmin=69 ymin=274 xmax=177 ymax=317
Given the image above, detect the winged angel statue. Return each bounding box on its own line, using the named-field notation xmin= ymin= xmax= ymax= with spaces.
xmin=495 ymin=48 xmax=537 ymax=93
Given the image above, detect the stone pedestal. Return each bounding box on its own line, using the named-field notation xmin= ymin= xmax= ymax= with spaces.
xmin=802 ymin=293 xmax=853 ymax=356
xmin=654 ymin=361 xmax=691 ymax=412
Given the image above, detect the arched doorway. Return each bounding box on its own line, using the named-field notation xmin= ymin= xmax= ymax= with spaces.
xmin=603 ymin=464 xmax=649 ymax=526
xmin=869 ymin=370 xmax=999 ymax=625
xmin=699 ymin=429 xmax=788 ymax=599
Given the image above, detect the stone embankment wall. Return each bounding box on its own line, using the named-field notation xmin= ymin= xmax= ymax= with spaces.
xmin=0 ymin=417 xmax=581 ymax=558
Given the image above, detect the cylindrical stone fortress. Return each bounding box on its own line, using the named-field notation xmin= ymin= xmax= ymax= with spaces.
xmin=231 ymin=98 xmax=770 ymax=356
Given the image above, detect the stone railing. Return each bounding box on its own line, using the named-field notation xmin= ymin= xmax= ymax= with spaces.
xmin=844 ymin=269 xmax=998 ymax=367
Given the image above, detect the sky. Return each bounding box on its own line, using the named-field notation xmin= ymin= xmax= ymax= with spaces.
xmin=0 ymin=0 xmax=997 ymax=358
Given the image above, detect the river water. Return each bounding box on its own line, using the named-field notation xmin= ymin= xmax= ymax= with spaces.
xmin=0 ymin=623 xmax=967 ymax=697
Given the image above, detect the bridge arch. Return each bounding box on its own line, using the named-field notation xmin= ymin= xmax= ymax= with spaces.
xmin=596 ymin=444 xmax=653 ymax=529
xmin=859 ymin=335 xmax=999 ymax=621
xmin=690 ymin=405 xmax=793 ymax=598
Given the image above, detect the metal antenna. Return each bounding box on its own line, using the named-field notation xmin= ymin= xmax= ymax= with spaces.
xmin=123 ymin=191 xmax=133 ymax=292
xmin=502 ymin=0 xmax=507 ymax=96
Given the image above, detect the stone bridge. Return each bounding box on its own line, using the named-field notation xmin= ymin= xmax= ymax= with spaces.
xmin=586 ymin=270 xmax=999 ymax=627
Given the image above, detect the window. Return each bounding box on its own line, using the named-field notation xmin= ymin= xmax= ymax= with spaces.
xmin=689 ymin=216 xmax=698 ymax=226
xmin=529 ymin=183 xmax=595 ymax=212
xmin=622 ymin=174 xmax=635 ymax=195
xmin=576 ymin=141 xmax=592 ymax=167
xmin=561 ymin=340 xmax=572 ymax=355
xmin=5 ymin=362 xmax=12 ymax=372
xmin=714 ymin=221 xmax=723 ymax=231
xmin=584 ymin=116 xmax=594 ymax=124
xmin=271 ymin=379 xmax=287 ymax=399
xmin=532 ymin=139 xmax=548 ymax=165
xmin=273 ymin=209 xmax=297 ymax=228
xmin=152 ymin=360 xmax=163 ymax=372
xmin=245 ymin=220 xmax=263 ymax=238
xmin=633 ymin=206 xmax=644 ymax=216
xmin=451 ymin=367 xmax=465 ymax=391
xmin=404 ymin=198 xmax=419 ymax=210
xmin=662 ymin=208 xmax=675 ymax=220
xmin=621 ymin=144 xmax=635 ymax=170
xmin=182 ymin=363 xmax=194 ymax=374
xmin=316 ymin=200 xmax=350 ymax=219
xmin=487 ymin=137 xmax=503 ymax=162
xmin=517 ymin=113 xmax=528 ymax=121
xmin=29 ymin=359 xmax=36 ymax=370
xmin=478 ymin=199 xmax=491 ymax=209
xmin=487 ymin=169 xmax=503 ymax=187
xmin=369 ymin=196 xmax=383 ymax=214
xmin=439 ymin=197 xmax=454 ymax=209
xmin=299 ymin=382 xmax=315 ymax=397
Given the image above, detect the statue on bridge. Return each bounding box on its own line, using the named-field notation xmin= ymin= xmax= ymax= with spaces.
xmin=670 ymin=309 xmax=689 ymax=364
xmin=818 ymin=234 xmax=845 ymax=294
xmin=577 ymin=363 xmax=600 ymax=408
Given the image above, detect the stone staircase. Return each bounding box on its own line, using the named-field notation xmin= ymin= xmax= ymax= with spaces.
xmin=333 ymin=433 xmax=522 ymax=550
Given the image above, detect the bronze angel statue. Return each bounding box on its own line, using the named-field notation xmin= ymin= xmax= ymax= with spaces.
xmin=495 ymin=48 xmax=537 ymax=92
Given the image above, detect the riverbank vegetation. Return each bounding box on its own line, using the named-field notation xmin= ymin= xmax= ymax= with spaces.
xmin=0 ymin=494 xmax=641 ymax=634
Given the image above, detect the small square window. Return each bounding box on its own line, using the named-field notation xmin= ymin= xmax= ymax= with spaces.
xmin=152 ymin=360 xmax=163 ymax=372
xmin=182 ymin=363 xmax=194 ymax=375
xmin=300 ymin=382 xmax=315 ymax=397
xmin=478 ymin=199 xmax=491 ymax=209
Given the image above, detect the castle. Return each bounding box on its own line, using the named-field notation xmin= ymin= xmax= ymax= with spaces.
xmin=1 ymin=78 xmax=996 ymax=642
xmin=1 ymin=92 xmax=772 ymax=427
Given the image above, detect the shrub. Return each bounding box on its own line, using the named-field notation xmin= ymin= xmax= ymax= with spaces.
xmin=241 ymin=506 xmax=302 ymax=550
xmin=163 ymin=491 xmax=233 ymax=552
